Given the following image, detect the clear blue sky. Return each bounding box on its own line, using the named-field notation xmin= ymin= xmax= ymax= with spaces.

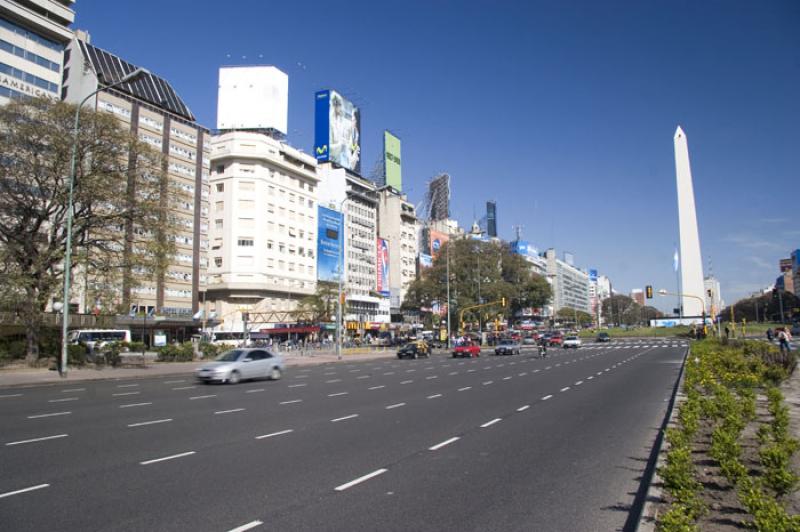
xmin=75 ymin=0 xmax=799 ymax=310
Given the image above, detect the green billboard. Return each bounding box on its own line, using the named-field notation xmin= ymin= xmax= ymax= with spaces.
xmin=384 ymin=130 xmax=402 ymax=191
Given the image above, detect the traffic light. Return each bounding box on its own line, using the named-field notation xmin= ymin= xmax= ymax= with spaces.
xmin=645 ymin=285 xmax=653 ymax=299
xmin=242 ymin=312 xmax=249 ymax=322
xmin=707 ymin=289 xmax=712 ymax=298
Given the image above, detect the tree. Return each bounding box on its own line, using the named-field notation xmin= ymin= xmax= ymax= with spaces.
xmin=0 ymin=98 xmax=174 ymax=364
xmin=602 ymin=294 xmax=641 ymax=327
xmin=297 ymin=281 xmax=339 ymax=323
xmin=719 ymin=292 xmax=800 ymax=324
xmin=556 ymin=307 xmax=593 ymax=327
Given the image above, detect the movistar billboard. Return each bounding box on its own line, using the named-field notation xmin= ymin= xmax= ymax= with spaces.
xmin=314 ymin=89 xmax=361 ymax=174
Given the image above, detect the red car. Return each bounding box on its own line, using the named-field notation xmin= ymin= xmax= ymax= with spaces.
xmin=548 ymin=333 xmax=564 ymax=347
xmin=452 ymin=341 xmax=481 ymax=358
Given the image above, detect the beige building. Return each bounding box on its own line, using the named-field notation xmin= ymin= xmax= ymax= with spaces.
xmin=0 ymin=0 xmax=74 ymax=103
xmin=376 ymin=186 xmax=418 ymax=313
xmin=62 ymin=35 xmax=210 ymax=339
xmin=207 ymin=131 xmax=320 ymax=335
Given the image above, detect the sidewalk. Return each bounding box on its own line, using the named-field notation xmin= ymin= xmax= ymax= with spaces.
xmin=0 ymin=348 xmax=397 ymax=388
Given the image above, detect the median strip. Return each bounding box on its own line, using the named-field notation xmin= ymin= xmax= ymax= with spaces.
xmin=334 ymin=468 xmax=388 ymax=492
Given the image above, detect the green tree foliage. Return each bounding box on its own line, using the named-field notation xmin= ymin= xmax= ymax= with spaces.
xmin=555 ymin=307 xmax=593 ymax=326
xmin=297 ymin=281 xmax=339 ymax=322
xmin=402 ymin=239 xmax=552 ymax=323
xmin=0 ymin=98 xmax=175 ymax=364
xmin=719 ymin=291 xmax=800 ymax=324
xmin=601 ymin=295 xmax=662 ymax=326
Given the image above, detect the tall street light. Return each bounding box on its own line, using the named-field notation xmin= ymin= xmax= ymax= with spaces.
xmin=334 ymin=197 xmax=349 ymax=361
xmin=59 ymin=68 xmax=150 ymax=377
xmin=657 ymin=288 xmax=709 ymax=337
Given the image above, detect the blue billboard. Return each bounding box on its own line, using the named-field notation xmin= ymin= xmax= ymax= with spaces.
xmin=317 ymin=206 xmax=344 ymax=283
xmin=314 ymin=89 xmax=361 ymax=174
xmin=589 ymin=269 xmax=598 ymax=282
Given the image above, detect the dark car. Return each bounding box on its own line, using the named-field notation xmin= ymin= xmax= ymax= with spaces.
xmin=397 ymin=340 xmax=430 ymax=359
xmin=494 ymin=339 xmax=520 ymax=356
xmin=596 ymin=332 xmax=611 ymax=343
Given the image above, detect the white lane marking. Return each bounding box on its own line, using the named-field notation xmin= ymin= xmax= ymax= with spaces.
xmin=324 ymin=371 xmax=336 ymax=375
xmin=349 ymin=369 xmax=361 ymax=373
xmin=503 ymin=376 xmax=512 ymax=381
xmin=533 ymin=369 xmax=541 ymax=373
xmin=560 ymin=387 xmax=570 ymax=392
xmin=328 ymin=392 xmax=348 ymax=397
xmin=555 ymin=364 xmax=561 ymax=367
xmin=6 ymin=434 xmax=68 ymax=446
xmin=280 ymin=399 xmax=302 ymax=405
xmin=386 ymin=402 xmax=406 ymax=409
xmin=427 ymin=394 xmax=442 ymax=399
xmin=429 ymin=437 xmax=460 ymax=451
xmin=449 ymin=371 xmax=459 ymax=376
xmin=294 ymin=375 xmax=309 ymax=379
xmin=255 ymin=429 xmax=293 ymax=440
xmin=119 ymin=402 xmax=152 ymax=409
xmin=112 ymin=392 xmax=140 ymax=397
xmin=383 ymin=372 xmax=395 ymax=375
xmin=27 ymin=411 xmax=71 ymax=419
xmin=189 ymin=394 xmax=216 ymax=400
xmin=357 ymin=375 xmax=370 ymax=380
xmin=164 ymin=380 xmax=185 ymax=384
xmin=368 ymin=385 xmax=385 ymax=390
xmin=227 ymin=520 xmax=264 ymax=532
xmin=482 ymin=381 xmax=494 ymax=386
xmin=400 ymin=380 xmax=413 ymax=384
xmin=458 ymin=386 xmax=472 ymax=392
xmin=426 ymin=376 xmax=438 ymax=380
xmin=140 ymin=451 xmax=196 ymax=465
xmin=541 ymin=395 xmax=553 ymax=401
xmin=215 ymin=408 xmax=245 ymax=415
xmin=246 ymin=389 xmax=265 ymax=394
xmin=597 ymin=371 xmax=603 ymax=375
xmin=406 ymin=369 xmax=416 ymax=373
xmin=575 ymin=381 xmax=583 ymax=386
xmin=0 ymin=393 xmax=23 ymax=398
xmin=326 ymin=379 xmax=342 ymax=383
xmin=61 ymin=388 xmax=84 ymax=393
xmin=481 ymin=418 xmax=502 ymax=428
xmin=288 ymin=384 xmax=307 ymax=388
xmin=128 ymin=418 xmax=172 ymax=427
xmin=517 ymin=405 xmax=530 ymax=412
xmin=518 ymin=372 xmax=528 ymax=377
xmin=467 ymin=369 xmax=476 ymax=373
xmin=331 ymin=414 xmax=359 ymax=423
xmin=48 ymin=397 xmax=78 ymax=403
xmin=545 ymin=366 xmax=552 ymax=370
xmin=334 ymin=468 xmax=388 ymax=491
xmin=172 ymin=386 xmax=196 ymax=390
xmin=0 ymin=483 xmax=49 ymax=499
xmin=116 ymin=383 xmax=139 ymax=388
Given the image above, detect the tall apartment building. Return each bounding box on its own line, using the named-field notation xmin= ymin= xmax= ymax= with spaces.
xmin=207 ymin=131 xmax=319 ymax=334
xmin=545 ymin=248 xmax=590 ymax=314
xmin=62 ymin=35 xmax=210 ymax=338
xmin=317 ymin=164 xmax=383 ymax=328
xmin=0 ymin=0 xmax=73 ymax=103
xmin=376 ymin=186 xmax=418 ymax=315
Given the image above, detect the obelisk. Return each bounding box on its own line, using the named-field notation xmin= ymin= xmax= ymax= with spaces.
xmin=674 ymin=126 xmax=705 ymax=317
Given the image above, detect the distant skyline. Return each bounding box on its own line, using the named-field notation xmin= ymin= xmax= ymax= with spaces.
xmin=73 ymin=0 xmax=800 ymax=310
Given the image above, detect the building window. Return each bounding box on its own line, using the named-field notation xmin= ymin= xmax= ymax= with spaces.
xmin=214 ymin=257 xmax=222 ymax=267
xmin=237 ymin=238 xmax=254 ymax=247
xmin=267 ymin=240 xmax=274 ymax=250
xmin=216 ymin=183 xmax=224 ymax=192
xmin=215 ymin=201 xmax=224 ymax=212
xmin=215 ymin=219 xmax=223 ymax=229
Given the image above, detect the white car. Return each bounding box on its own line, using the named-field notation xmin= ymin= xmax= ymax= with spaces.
xmin=196 ymin=348 xmax=284 ymax=384
xmin=562 ymin=336 xmax=582 ymax=349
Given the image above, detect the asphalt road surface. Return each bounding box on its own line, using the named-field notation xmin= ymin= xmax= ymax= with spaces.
xmin=0 ymin=339 xmax=687 ymax=532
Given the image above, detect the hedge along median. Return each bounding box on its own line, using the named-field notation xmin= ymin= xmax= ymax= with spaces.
xmin=656 ymin=339 xmax=800 ymax=531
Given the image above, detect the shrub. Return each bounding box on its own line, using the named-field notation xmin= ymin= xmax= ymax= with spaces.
xmin=156 ymin=342 xmax=194 ymax=362
xmin=657 ymin=504 xmax=699 ymax=532
xmin=198 ymin=341 xmax=221 ymax=359
xmin=738 ymin=478 xmax=800 ymax=532
xmin=67 ymin=344 xmax=87 ymax=367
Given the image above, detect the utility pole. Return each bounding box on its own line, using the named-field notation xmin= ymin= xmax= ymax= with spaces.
xmin=446 ymin=241 xmax=451 ymax=348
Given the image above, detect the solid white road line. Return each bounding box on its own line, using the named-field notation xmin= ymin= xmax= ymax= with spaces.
xmin=458 ymin=386 xmax=472 ymax=391
xmin=255 ymin=429 xmax=293 ymax=440
xmin=368 ymin=385 xmax=385 ymax=390
xmin=27 ymin=411 xmax=71 ymax=419
xmin=541 ymin=395 xmax=553 ymax=401
xmin=334 ymin=468 xmax=388 ymax=491
xmin=48 ymin=397 xmax=78 ymax=403
xmin=214 ymin=408 xmax=245 ymax=415
xmin=386 ymin=402 xmax=406 ymax=409
xmin=128 ymin=418 xmax=172 ymax=427
xmin=280 ymin=400 xmax=302 ymax=405
xmin=328 ymin=392 xmax=348 ymax=397
xmin=560 ymin=387 xmax=570 ymax=392
xmin=427 ymin=394 xmax=442 ymax=399
xmin=119 ymin=402 xmax=152 ymax=408
xmin=0 ymin=483 xmax=49 ymax=499
xmin=6 ymin=434 xmax=68 ymax=446
xmin=172 ymin=386 xmax=196 ymax=390
xmin=112 ymin=392 xmax=140 ymax=397
xmin=245 ymin=389 xmax=265 ymax=393
xmin=140 ymin=451 xmax=196 ymax=465
xmin=481 ymin=418 xmax=502 ymax=428
xmin=331 ymin=414 xmax=359 ymax=423
xmin=227 ymin=520 xmax=264 ymax=532
xmin=517 ymin=405 xmax=530 ymax=412
xmin=189 ymin=394 xmax=216 ymax=400
xmin=61 ymin=388 xmax=84 ymax=393
xmin=429 ymin=437 xmax=460 ymax=451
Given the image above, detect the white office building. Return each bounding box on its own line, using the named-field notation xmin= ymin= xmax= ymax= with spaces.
xmin=545 ymin=248 xmax=591 ymax=314
xmin=0 ymin=0 xmax=73 ymax=103
xmin=376 ymin=186 xmax=418 ymax=313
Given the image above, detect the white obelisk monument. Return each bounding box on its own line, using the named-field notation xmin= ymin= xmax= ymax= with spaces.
xmin=674 ymin=126 xmax=705 ymax=317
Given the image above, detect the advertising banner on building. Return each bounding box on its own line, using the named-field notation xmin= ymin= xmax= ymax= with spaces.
xmin=419 ymin=254 xmax=433 ymax=269
xmin=589 ymin=269 xmax=598 ymax=282
xmin=429 ymin=230 xmax=449 ymax=259
xmin=377 ymin=238 xmax=390 ymax=297
xmin=384 ymin=130 xmax=402 ymax=191
xmin=317 ymin=206 xmax=344 ymax=283
xmin=314 ymin=89 xmax=361 ymax=174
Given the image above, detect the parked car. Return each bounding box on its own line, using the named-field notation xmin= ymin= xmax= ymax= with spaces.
xmin=596 ymin=332 xmax=611 ymax=343
xmin=548 ymin=332 xmax=564 ymax=347
xmin=196 ymin=348 xmax=284 ymax=384
xmin=563 ymin=336 xmax=582 ymax=349
xmin=522 ymin=336 xmax=538 ymax=346
xmin=494 ymin=339 xmax=520 ymax=355
xmin=453 ymin=341 xmax=481 ymax=358
xmin=397 ymin=340 xmax=430 ymax=359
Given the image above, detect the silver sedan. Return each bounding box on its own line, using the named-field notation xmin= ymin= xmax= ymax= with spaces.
xmin=196 ymin=348 xmax=284 ymax=384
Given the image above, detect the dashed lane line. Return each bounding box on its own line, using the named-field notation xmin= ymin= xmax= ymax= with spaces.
xmin=334 ymin=468 xmax=388 ymax=491
xmin=128 ymin=418 xmax=172 ymax=428
xmin=280 ymin=400 xmax=302 ymax=405
xmin=227 ymin=520 xmax=264 ymax=532
xmin=517 ymin=405 xmax=530 ymax=412
xmin=541 ymin=395 xmax=553 ymax=401
xmin=0 ymin=484 xmax=49 ymax=499
xmin=5 ymin=434 xmax=68 ymax=446
xmin=386 ymin=402 xmax=406 ymax=409
xmin=189 ymin=394 xmax=217 ymax=400
xmin=255 ymin=429 xmax=293 ymax=440
xmin=214 ymin=408 xmax=245 ymax=415
xmin=140 ymin=451 xmax=196 ymax=466
xmin=48 ymin=397 xmax=78 ymax=403
xmin=27 ymin=411 xmax=71 ymax=419
xmin=480 ymin=418 xmax=502 ymax=428
xmin=427 ymin=394 xmax=442 ymax=399
xmin=331 ymin=414 xmax=359 ymax=423
xmin=429 ymin=437 xmax=460 ymax=451
xmin=119 ymin=402 xmax=152 ymax=409
xmin=328 ymin=392 xmax=348 ymax=397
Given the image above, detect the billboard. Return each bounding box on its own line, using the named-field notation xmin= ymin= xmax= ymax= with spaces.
xmin=429 ymin=230 xmax=449 ymax=259
xmin=314 ymin=89 xmax=361 ymax=174
xmin=419 ymin=254 xmax=433 ymax=269
xmin=377 ymin=238 xmax=390 ymax=297
xmin=317 ymin=206 xmax=344 ymax=282
xmin=216 ymin=66 xmax=288 ymax=134
xmin=589 ymin=269 xmax=598 ymax=282
xmin=384 ymin=130 xmax=402 ymax=191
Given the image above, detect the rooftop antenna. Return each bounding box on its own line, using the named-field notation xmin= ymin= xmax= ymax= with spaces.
xmin=512 ymin=224 xmax=524 ymax=242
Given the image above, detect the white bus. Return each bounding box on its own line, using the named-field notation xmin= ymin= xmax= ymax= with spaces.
xmin=67 ymin=329 xmax=131 ymax=352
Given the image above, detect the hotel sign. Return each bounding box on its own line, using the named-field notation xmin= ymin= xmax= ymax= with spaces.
xmin=0 ymin=75 xmax=56 ymax=99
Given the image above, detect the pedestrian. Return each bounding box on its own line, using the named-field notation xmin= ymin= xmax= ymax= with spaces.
xmin=766 ymin=328 xmax=774 ymax=342
xmin=777 ymin=328 xmax=791 ymax=354
xmin=724 ymin=326 xmax=730 ymax=339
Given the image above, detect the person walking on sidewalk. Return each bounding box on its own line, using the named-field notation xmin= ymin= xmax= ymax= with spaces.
xmin=777 ymin=328 xmax=791 ymax=354
xmin=767 ymin=328 xmax=774 ymax=342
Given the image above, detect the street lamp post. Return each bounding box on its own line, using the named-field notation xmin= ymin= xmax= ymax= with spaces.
xmin=59 ymin=68 xmax=150 ymax=378
xmin=335 ymin=197 xmax=349 ymax=361
xmin=657 ymin=289 xmax=709 ymax=337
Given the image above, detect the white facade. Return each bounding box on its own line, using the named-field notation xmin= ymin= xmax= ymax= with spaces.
xmin=0 ymin=0 xmax=73 ymax=103
xmin=376 ymin=187 xmax=418 ymax=311
xmin=216 ymin=66 xmax=288 ymax=135
xmin=674 ymin=126 xmax=705 ymax=316
xmin=704 ymin=276 xmax=723 ymax=318
xmin=545 ymin=248 xmax=591 ymax=314
xmin=207 ymin=131 xmax=319 ymax=332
